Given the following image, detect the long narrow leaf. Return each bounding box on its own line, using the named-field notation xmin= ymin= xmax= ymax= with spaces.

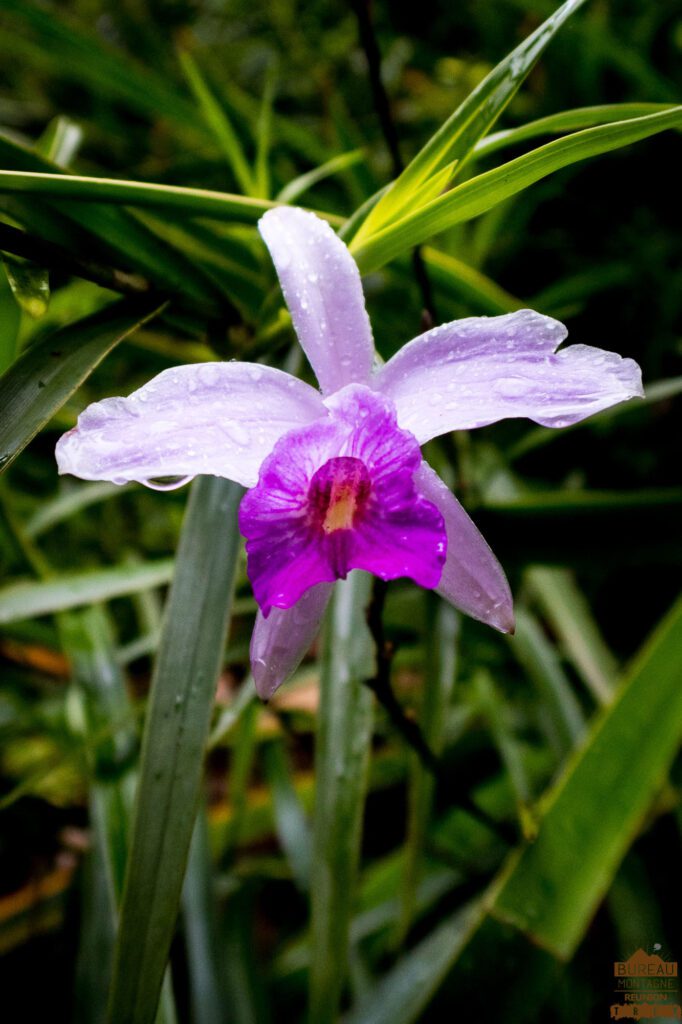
xmin=344 ymin=594 xmax=682 ymax=1022
xmin=309 ymin=571 xmax=375 ymax=1024
xmin=0 ymin=298 xmax=164 ymax=474
xmin=352 ymin=107 xmax=682 ymax=272
xmin=107 ymin=477 xmax=243 ymax=1024
xmin=354 ymin=0 xmax=589 ymax=240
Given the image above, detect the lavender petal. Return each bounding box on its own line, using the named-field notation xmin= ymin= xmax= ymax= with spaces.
xmin=415 ymin=462 xmax=514 ymax=633
xmin=250 ymin=582 xmax=334 ymax=698
xmin=375 ymin=309 xmax=644 ymax=443
xmin=56 ymin=362 xmax=326 ymax=488
xmin=259 ymin=207 xmax=374 ymax=395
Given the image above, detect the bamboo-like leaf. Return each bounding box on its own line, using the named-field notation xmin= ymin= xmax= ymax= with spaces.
xmin=178 ymin=50 xmax=256 ymax=197
xmin=421 ymin=247 xmax=523 ymax=316
xmin=36 ymin=114 xmax=84 ymax=167
xmin=0 ymin=262 xmax=22 ymax=374
xmin=0 ymin=134 xmax=228 ymax=309
xmin=344 ymin=594 xmax=682 ymax=1022
xmin=0 ymin=169 xmax=275 ymax=222
xmin=0 ymin=298 xmax=164 ymax=475
xmin=2 ymin=0 xmax=198 ymax=127
xmin=264 ymin=738 xmax=313 ymax=892
xmin=0 ymin=560 xmax=175 ymax=624
xmin=510 ymin=606 xmax=586 ymax=757
xmin=255 ymin=61 xmax=277 ymax=199
xmin=107 ymin=477 xmax=242 ymax=1024
xmin=276 ymin=150 xmax=365 ymax=205
xmin=2 ymin=253 xmax=50 ymax=318
xmin=181 ymin=808 xmax=225 ymax=1024
xmin=26 ymin=482 xmax=134 ymax=538
xmin=472 ymin=102 xmax=675 ymax=161
xmin=309 ymin=571 xmax=375 ymax=1024
xmin=351 ymin=107 xmax=682 ymax=272
xmin=354 ymin=0 xmax=589 ymax=241
xmin=524 ymin=568 xmax=618 ymax=705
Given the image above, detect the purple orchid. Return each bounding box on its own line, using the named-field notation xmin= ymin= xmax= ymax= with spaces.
xmin=56 ymin=207 xmax=643 ymax=698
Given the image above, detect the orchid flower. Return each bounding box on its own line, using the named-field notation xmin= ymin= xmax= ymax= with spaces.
xmin=56 ymin=207 xmax=643 ymax=698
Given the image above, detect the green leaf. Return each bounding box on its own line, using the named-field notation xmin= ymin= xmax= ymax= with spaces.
xmin=1 ymin=0 xmax=198 ymax=128
xmin=36 ymin=115 xmax=84 ymax=167
xmin=276 ymin=150 xmax=365 ymax=205
xmin=0 ymin=268 xmax=22 ymax=374
xmin=524 ymin=568 xmax=618 ymax=705
xmin=491 ymin=593 xmax=682 ymax=958
xmin=472 ymin=102 xmax=676 ymax=161
xmin=107 ymin=477 xmax=243 ymax=1024
xmin=421 ymin=246 xmax=523 ymax=316
xmin=309 ymin=571 xmax=375 ymax=1024
xmin=0 ymin=298 xmax=164 ymax=475
xmin=351 ymin=107 xmax=682 ymax=272
xmin=26 ymin=482 xmax=133 ymax=539
xmin=353 ymin=0 xmax=589 ymax=241
xmin=0 ymin=133 xmax=229 ymax=310
xmin=343 ymin=903 xmax=482 ymax=1024
xmin=0 ymin=168 xmax=275 ymax=222
xmin=2 ymin=253 xmax=50 ymax=318
xmin=181 ymin=809 xmax=225 ymax=1024
xmin=264 ymin=738 xmax=313 ymax=892
xmin=0 ymin=559 xmax=175 ymax=624
xmin=255 ymin=60 xmax=277 ymax=199
xmin=178 ymin=50 xmax=256 ymax=197
xmin=510 ymin=606 xmax=586 ymax=758
xmin=344 ymin=594 xmax=682 ymax=1022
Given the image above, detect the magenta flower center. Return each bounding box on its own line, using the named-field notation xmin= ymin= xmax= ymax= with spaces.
xmin=308 ymin=456 xmax=371 ymax=534
xmin=238 ymin=385 xmax=449 ymax=616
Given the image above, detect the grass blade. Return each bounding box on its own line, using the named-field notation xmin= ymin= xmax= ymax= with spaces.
xmin=309 ymin=571 xmax=375 ymax=1024
xmin=0 ymin=298 xmax=164 ymax=474
xmin=107 ymin=477 xmax=243 ymax=1024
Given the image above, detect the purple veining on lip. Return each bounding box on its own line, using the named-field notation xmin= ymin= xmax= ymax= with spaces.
xmin=55 ymin=205 xmax=644 ymax=696
xmin=238 ymin=385 xmax=447 ymax=617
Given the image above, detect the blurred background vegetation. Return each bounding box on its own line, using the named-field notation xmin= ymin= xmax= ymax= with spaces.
xmin=0 ymin=1 xmax=680 ymax=1022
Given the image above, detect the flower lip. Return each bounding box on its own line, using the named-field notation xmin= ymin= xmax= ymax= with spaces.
xmin=308 ymin=456 xmax=371 ymax=534
xmin=238 ymin=384 xmax=448 ymax=616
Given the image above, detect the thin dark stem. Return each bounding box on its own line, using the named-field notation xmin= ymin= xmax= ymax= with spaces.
xmin=364 ymin=583 xmax=517 ymax=846
xmin=365 ymin=580 xmax=441 ymax=775
xmin=0 ymin=221 xmax=153 ymax=298
xmin=350 ymin=0 xmax=437 ymax=326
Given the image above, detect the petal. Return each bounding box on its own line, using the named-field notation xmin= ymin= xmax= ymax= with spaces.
xmin=415 ymin=462 xmax=514 ymax=633
xmin=250 ymin=582 xmax=334 ymax=699
xmin=56 ymin=362 xmax=326 ymax=489
xmin=259 ymin=207 xmax=374 ymax=395
xmin=375 ymin=309 xmax=643 ymax=443
xmin=239 ymin=384 xmax=447 ymax=615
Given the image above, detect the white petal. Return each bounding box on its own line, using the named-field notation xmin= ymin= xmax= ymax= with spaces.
xmin=56 ymin=362 xmax=326 ymax=489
